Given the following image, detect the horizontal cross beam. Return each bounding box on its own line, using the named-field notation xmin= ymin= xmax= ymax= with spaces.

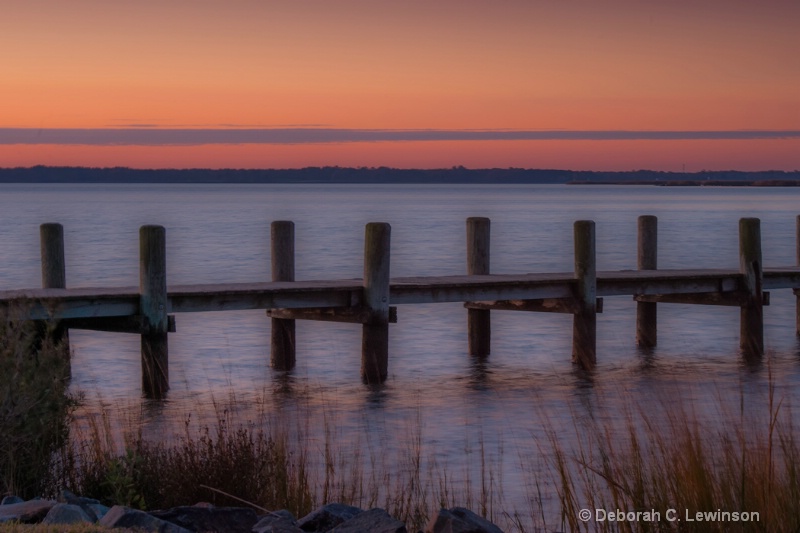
xmin=464 ymin=297 xmax=604 ymax=314
xmin=266 ymin=306 xmax=398 ymax=324
xmin=633 ymin=291 xmax=770 ymax=307
xmin=63 ymin=315 xmax=177 ymax=334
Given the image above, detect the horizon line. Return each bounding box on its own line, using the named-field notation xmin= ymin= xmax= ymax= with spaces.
xmin=2 ymin=128 xmax=800 ymax=146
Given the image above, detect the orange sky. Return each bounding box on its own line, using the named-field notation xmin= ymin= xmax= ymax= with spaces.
xmin=2 ymin=0 xmax=799 ymax=170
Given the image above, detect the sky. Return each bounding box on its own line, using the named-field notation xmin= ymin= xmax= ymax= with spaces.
xmin=1 ymin=0 xmax=799 ymax=171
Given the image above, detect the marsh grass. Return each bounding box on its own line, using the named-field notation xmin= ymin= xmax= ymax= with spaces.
xmin=52 ymin=403 xmax=314 ymax=515
xmin=51 ymin=397 xmax=475 ymax=531
xmin=1 ymin=313 xmax=75 ymax=499
xmin=48 ymin=374 xmax=800 ymax=532
xmin=5 ymin=308 xmax=800 ymax=532
xmin=550 ymin=372 xmax=800 ymax=532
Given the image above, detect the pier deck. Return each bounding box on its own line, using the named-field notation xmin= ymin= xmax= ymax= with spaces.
xmin=4 ymin=268 xmax=799 ymax=320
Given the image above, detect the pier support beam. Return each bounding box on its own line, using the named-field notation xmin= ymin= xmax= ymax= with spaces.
xmin=39 ymin=223 xmax=70 ymax=357
xmin=140 ymin=225 xmax=169 ymax=398
xmin=636 ymin=215 xmax=658 ymax=348
xmin=739 ymin=218 xmax=763 ymax=358
xmin=572 ymin=220 xmax=597 ymax=369
xmin=270 ymin=221 xmax=296 ymax=370
xmin=362 ymin=222 xmax=391 ymax=384
xmin=467 ymin=217 xmax=491 ymax=356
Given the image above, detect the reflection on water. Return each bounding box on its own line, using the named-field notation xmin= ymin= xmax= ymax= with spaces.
xmin=2 ymin=183 xmax=800 ymax=527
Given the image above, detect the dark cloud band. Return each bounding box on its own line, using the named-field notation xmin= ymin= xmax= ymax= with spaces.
xmin=1 ymin=128 xmax=799 ymax=146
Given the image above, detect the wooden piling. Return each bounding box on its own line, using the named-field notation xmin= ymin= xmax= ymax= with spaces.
xmin=270 ymin=221 xmax=296 ymax=370
xmin=40 ymin=223 xmax=66 ymax=289
xmin=140 ymin=225 xmax=169 ymax=398
xmin=467 ymin=217 xmax=491 ymax=356
xmin=739 ymin=217 xmax=763 ymax=358
xmin=796 ymin=215 xmax=800 ymax=336
xmin=362 ymin=222 xmax=391 ymax=384
xmin=636 ymin=215 xmax=658 ymax=348
xmin=39 ymin=223 xmax=69 ymax=350
xmin=572 ymin=220 xmax=597 ymax=369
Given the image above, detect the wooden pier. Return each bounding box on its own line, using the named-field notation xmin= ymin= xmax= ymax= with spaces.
xmin=3 ymin=216 xmax=800 ymax=398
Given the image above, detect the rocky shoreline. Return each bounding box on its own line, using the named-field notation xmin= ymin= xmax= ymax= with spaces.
xmin=0 ymin=492 xmax=507 ymax=532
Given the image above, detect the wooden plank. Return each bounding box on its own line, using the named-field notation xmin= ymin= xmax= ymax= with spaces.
xmin=267 ymin=306 xmax=397 ymax=324
xmin=7 ymin=267 xmax=800 ymax=323
xmin=598 ymin=271 xmax=742 ymax=297
xmin=390 ymin=273 xmax=576 ymax=304
xmin=763 ymin=268 xmax=800 ymax=289
xmin=464 ymin=297 xmax=604 ymax=314
xmin=64 ymin=315 xmax=176 ymax=333
xmin=169 ymin=280 xmax=362 ymax=312
xmin=0 ymin=288 xmax=140 ymax=320
xmin=634 ymin=291 xmax=770 ymax=306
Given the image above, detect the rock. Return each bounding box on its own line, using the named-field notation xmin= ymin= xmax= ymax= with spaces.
xmin=297 ymin=503 xmax=363 ymax=532
xmin=330 ymin=508 xmax=406 ymax=533
xmin=58 ymin=489 xmax=101 ymax=522
xmin=99 ymin=505 xmax=193 ymax=532
xmin=0 ymin=496 xmax=24 ymax=505
xmin=253 ymin=510 xmax=304 ymax=533
xmin=150 ymin=505 xmax=259 ymax=532
xmin=42 ymin=503 xmax=94 ymax=525
xmin=425 ymin=507 xmax=503 ymax=533
xmin=88 ymin=503 xmax=111 ymax=521
xmin=0 ymin=499 xmax=57 ymax=524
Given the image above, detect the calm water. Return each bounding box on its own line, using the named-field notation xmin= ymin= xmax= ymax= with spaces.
xmin=2 ymin=183 xmax=800 ymax=524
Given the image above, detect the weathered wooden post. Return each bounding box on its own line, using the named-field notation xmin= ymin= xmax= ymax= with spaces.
xmin=41 ymin=223 xmax=66 ymax=290
xmin=271 ymin=221 xmax=296 ymax=370
xmin=467 ymin=217 xmax=490 ymax=356
xmin=636 ymin=215 xmax=658 ymax=348
xmin=796 ymin=215 xmax=800 ymax=335
xmin=572 ymin=220 xmax=597 ymax=369
xmin=39 ymin=222 xmax=69 ymax=351
xmin=739 ymin=217 xmax=763 ymax=358
xmin=140 ymin=225 xmax=169 ymax=398
xmin=362 ymin=222 xmax=391 ymax=384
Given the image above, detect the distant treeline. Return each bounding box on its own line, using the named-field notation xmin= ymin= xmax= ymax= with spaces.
xmin=1 ymin=165 xmax=799 ymax=185
xmin=569 ymin=179 xmax=800 ymax=187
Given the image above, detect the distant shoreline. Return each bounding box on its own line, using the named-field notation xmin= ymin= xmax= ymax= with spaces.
xmin=1 ymin=165 xmax=799 ymax=185
xmin=567 ymin=180 xmax=800 ymax=187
